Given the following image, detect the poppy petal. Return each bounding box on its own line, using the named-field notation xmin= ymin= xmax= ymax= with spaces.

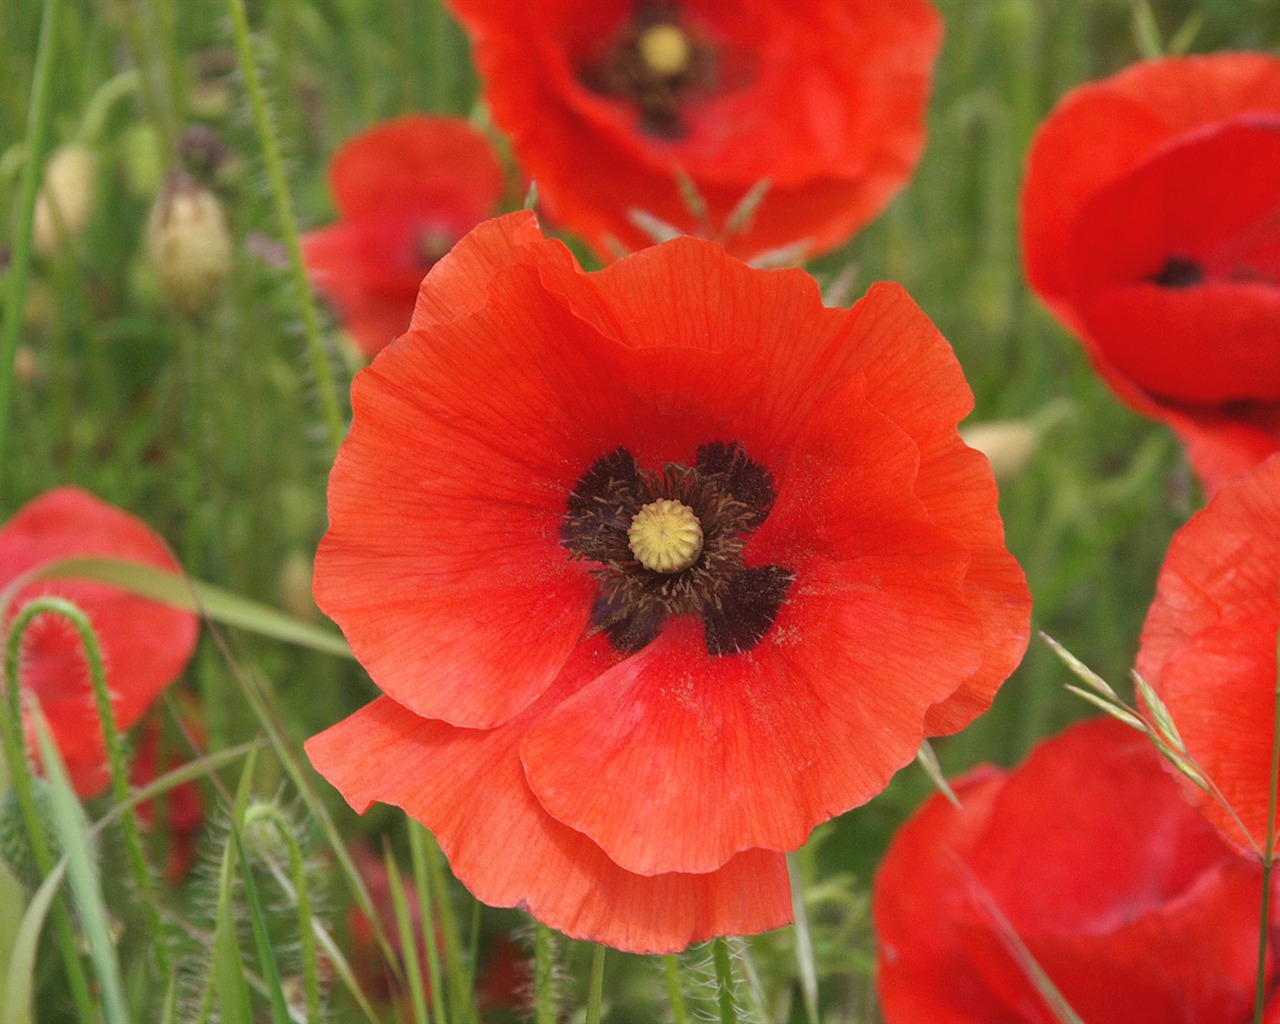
xmin=1 ymin=488 xmax=197 ymax=797
xmin=305 ymin=638 xmax=792 ymax=954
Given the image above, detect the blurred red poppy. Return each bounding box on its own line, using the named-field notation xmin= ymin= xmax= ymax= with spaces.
xmin=874 ymin=717 xmax=1280 ymax=1024
xmin=305 ymin=211 xmax=1029 ymax=952
xmin=1022 ymin=53 xmax=1280 ymax=492
xmin=1137 ymin=451 xmax=1280 ymax=856
xmin=446 ymin=0 xmax=941 ymax=263
xmin=131 ymin=701 xmax=206 ymax=884
xmin=301 ymin=115 xmax=505 ymax=357
xmin=0 ymin=487 xmax=198 ymax=797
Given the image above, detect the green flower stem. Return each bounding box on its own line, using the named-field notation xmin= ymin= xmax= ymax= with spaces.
xmin=713 ymin=937 xmax=737 ymax=1024
xmin=243 ymin=802 xmax=322 ymax=1024
xmin=662 ymin=955 xmax=689 ymax=1024
xmin=0 ymin=597 xmax=101 ymax=1021
xmin=8 ymin=596 xmax=170 ymax=979
xmin=585 ymin=945 xmax=606 ymax=1024
xmin=787 ymin=850 xmax=820 ymax=1024
xmin=0 ymin=0 xmax=62 ymax=479
xmin=1256 ymin=604 xmax=1280 ymax=1024
xmin=224 ymin=0 xmax=346 ymax=455
xmin=533 ymin=923 xmax=555 ymax=1024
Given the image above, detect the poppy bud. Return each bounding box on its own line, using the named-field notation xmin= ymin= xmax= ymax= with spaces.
xmin=0 ymin=780 xmax=95 ymax=891
xmin=278 ymin=550 xmax=318 ymax=622
xmin=33 ymin=144 xmax=96 ymax=256
xmin=960 ymin=419 xmax=1038 ymax=482
xmin=146 ymin=170 xmax=233 ymax=315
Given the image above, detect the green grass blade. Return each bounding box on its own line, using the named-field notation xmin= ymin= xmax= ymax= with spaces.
xmin=384 ymin=846 xmax=431 ymax=1024
xmin=3 ymin=857 xmax=65 ymax=1024
xmin=24 ymin=556 xmax=351 ymax=656
xmin=30 ymin=707 xmax=130 ymax=1024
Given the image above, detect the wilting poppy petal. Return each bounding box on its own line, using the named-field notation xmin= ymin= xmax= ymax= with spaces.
xmin=1022 ymin=53 xmax=1280 ymax=491
xmin=1137 ymin=451 xmax=1280 ymax=854
xmin=875 ymin=717 xmax=1274 ymax=1024
xmin=0 ymin=487 xmax=198 ymax=797
xmin=447 ymin=0 xmax=941 ymax=262
xmin=301 ymin=116 xmax=504 ymax=356
xmin=309 ymin=211 xmax=1028 ymax=949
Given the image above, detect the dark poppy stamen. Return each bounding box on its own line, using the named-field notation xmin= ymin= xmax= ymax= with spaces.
xmin=561 ymin=442 xmax=792 ymax=656
xmin=579 ymin=2 xmax=717 ymax=140
xmin=1151 ymin=255 xmax=1205 ymax=289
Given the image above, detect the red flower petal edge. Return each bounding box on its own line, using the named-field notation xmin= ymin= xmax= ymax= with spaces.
xmin=1022 ymin=52 xmax=1280 ymax=492
xmin=1137 ymin=451 xmax=1280 ymax=854
xmin=0 ymin=487 xmax=198 ymax=797
xmin=301 ymin=115 xmax=504 ymax=357
xmin=307 ymin=210 xmax=1029 ymax=950
xmin=874 ymin=717 xmax=1279 ymax=1024
xmin=446 ymin=0 xmax=941 ymax=263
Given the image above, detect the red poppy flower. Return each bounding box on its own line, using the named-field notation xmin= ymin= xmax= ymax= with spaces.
xmin=301 ymin=115 xmax=505 ymax=357
xmin=1136 ymin=451 xmax=1280 ymax=855
xmin=445 ymin=0 xmax=942 ymax=263
xmin=305 ymin=211 xmax=1029 ymax=952
xmin=1022 ymin=53 xmax=1280 ymax=492
xmin=874 ymin=717 xmax=1280 ymax=1024
xmin=0 ymin=487 xmax=198 ymax=797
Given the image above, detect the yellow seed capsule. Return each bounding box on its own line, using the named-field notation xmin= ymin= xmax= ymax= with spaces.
xmin=146 ymin=170 xmax=233 ymax=315
xmin=637 ymin=23 xmax=692 ymax=78
xmin=628 ymin=498 xmax=703 ymax=574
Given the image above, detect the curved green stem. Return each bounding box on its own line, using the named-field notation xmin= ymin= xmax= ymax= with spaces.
xmin=8 ymin=596 xmax=170 ymax=978
xmin=0 ymin=596 xmax=101 ymax=1021
xmin=243 ymin=802 xmax=322 ymax=1024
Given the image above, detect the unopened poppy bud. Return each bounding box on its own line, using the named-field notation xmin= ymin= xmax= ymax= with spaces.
xmin=0 ymin=780 xmax=94 ymax=891
xmin=33 ymin=144 xmax=96 ymax=256
xmin=278 ymin=550 xmax=318 ymax=622
xmin=960 ymin=420 xmax=1038 ymax=482
xmin=12 ymin=345 xmax=43 ymax=385
xmin=146 ymin=170 xmax=233 ymax=314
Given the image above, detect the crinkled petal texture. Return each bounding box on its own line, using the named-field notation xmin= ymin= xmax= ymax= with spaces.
xmin=301 ymin=116 xmax=504 ymax=357
xmin=308 ymin=211 xmax=1028 ymax=951
xmin=1022 ymin=53 xmax=1280 ymax=492
xmin=1137 ymin=452 xmax=1280 ymax=854
xmin=446 ymin=0 xmax=940 ymax=263
xmin=874 ymin=717 xmax=1276 ymax=1024
xmin=0 ymin=488 xmax=198 ymax=797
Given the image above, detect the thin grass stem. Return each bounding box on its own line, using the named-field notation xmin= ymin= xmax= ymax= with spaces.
xmin=0 ymin=0 xmax=62 ymax=478
xmin=224 ymin=0 xmax=346 ymax=454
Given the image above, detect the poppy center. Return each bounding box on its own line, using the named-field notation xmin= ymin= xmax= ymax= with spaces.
xmin=628 ymin=498 xmax=703 ymax=573
xmin=637 ymin=23 xmax=692 ymax=78
xmin=560 ymin=441 xmax=793 ymax=656
xmin=578 ymin=3 xmax=716 ymax=140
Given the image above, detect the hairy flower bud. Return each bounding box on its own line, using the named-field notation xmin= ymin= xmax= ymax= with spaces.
xmin=33 ymin=144 xmax=96 ymax=256
xmin=146 ymin=170 xmax=233 ymax=314
xmin=0 ymin=780 xmax=95 ymax=891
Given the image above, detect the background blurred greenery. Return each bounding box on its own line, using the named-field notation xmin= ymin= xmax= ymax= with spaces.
xmin=1 ymin=1 xmax=1278 ymax=1020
